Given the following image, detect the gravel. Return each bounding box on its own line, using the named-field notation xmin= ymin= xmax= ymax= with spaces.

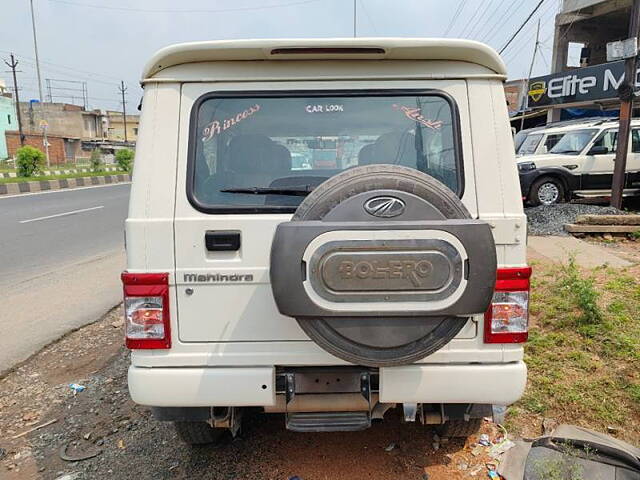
xmin=0 ymin=307 xmax=507 ymax=480
xmin=525 ymin=203 xmax=625 ymax=236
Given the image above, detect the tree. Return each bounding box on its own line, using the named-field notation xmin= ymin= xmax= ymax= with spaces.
xmin=90 ymin=149 xmax=102 ymax=172
xmin=16 ymin=146 xmax=45 ymax=178
xmin=115 ymin=148 xmax=134 ymax=173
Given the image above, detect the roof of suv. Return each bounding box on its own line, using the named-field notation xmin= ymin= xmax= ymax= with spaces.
xmin=540 ymin=118 xmax=640 ymax=135
xmin=141 ymin=37 xmax=507 ymax=80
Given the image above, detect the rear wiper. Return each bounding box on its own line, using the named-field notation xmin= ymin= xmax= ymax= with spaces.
xmin=220 ymin=185 xmax=315 ymax=196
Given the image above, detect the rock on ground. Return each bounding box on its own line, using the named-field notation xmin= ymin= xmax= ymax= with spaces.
xmin=526 ymin=203 xmax=625 ymax=236
xmin=0 ymin=307 xmax=505 ymax=480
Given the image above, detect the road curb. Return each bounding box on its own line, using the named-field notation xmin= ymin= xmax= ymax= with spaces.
xmin=0 ymin=166 xmax=120 ymax=179
xmin=0 ymin=174 xmax=132 ymax=196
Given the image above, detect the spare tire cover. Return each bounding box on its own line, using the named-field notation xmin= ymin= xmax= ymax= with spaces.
xmin=285 ymin=165 xmax=482 ymax=367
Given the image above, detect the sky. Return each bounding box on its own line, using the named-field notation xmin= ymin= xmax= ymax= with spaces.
xmin=1 ymin=0 xmax=564 ymax=112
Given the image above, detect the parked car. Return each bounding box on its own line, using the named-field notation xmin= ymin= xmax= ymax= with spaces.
xmin=515 ymin=126 xmax=564 ymax=156
xmin=123 ymin=38 xmax=529 ymax=445
xmin=518 ymin=118 xmax=640 ymax=205
xmin=514 ymin=117 xmax=617 ymax=157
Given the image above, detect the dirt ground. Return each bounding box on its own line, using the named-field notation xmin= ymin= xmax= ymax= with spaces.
xmin=583 ymin=234 xmax=640 ymax=264
xmin=0 ymin=308 xmax=511 ymax=480
xmin=3 ymin=238 xmax=637 ymax=480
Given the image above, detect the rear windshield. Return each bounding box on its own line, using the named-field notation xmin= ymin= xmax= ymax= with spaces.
xmin=188 ymin=92 xmax=461 ymax=212
xmin=516 ymin=133 xmax=543 ymax=155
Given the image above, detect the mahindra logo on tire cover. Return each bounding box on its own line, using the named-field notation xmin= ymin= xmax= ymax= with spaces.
xmin=363 ymin=196 xmax=405 ymax=218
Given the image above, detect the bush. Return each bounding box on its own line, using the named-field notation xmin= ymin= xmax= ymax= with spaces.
xmin=557 ymin=258 xmax=602 ymax=326
xmin=90 ymin=149 xmax=102 ymax=172
xmin=115 ymin=148 xmax=134 ymax=173
xmin=16 ymin=146 xmax=45 ymax=178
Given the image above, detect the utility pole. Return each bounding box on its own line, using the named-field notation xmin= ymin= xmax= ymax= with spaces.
xmin=119 ymin=81 xmax=128 ymax=143
xmin=46 ymin=78 xmax=52 ymax=102
xmin=521 ymin=19 xmax=541 ymax=132
xmin=611 ymin=0 xmax=640 ymax=209
xmin=4 ymin=54 xmax=25 ymax=146
xmin=29 ymin=0 xmax=44 ymax=102
xmin=42 ymin=122 xmax=50 ymax=168
xmin=353 ymin=0 xmax=357 ymax=38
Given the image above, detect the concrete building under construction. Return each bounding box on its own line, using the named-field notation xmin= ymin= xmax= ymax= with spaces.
xmin=544 ymin=0 xmax=638 ymax=121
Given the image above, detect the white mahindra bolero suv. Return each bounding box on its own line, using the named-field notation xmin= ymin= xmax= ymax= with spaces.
xmin=123 ymin=38 xmax=530 ymax=445
xmin=518 ymin=118 xmax=640 ymax=205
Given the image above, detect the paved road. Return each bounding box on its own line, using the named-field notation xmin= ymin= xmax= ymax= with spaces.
xmin=0 ymin=184 xmax=130 ymax=374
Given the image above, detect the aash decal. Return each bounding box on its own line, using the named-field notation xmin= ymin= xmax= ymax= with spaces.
xmin=392 ymin=104 xmax=443 ymax=130
xmin=202 ymin=104 xmax=261 ymax=142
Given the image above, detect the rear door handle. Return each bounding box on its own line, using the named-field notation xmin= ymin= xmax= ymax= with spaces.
xmin=205 ymin=231 xmax=241 ymax=251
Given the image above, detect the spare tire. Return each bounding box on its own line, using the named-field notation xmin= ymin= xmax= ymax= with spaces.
xmin=270 ymin=165 xmax=496 ymax=367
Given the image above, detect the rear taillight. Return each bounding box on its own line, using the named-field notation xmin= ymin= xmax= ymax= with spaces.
xmin=484 ymin=267 xmax=532 ymax=344
xmin=121 ymin=272 xmax=171 ymax=349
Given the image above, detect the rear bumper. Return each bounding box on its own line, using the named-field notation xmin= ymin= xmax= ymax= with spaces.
xmin=129 ymin=361 xmax=526 ymax=407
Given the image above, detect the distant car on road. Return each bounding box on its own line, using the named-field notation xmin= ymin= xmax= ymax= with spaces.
xmin=518 ymin=118 xmax=640 ymax=205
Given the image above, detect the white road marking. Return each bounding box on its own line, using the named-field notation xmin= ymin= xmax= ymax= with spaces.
xmin=0 ymin=182 xmax=130 ymax=200
xmin=20 ymin=205 xmax=105 ymax=224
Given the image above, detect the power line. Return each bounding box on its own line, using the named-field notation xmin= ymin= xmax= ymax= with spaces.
xmin=481 ymin=1 xmax=523 ymax=43
xmin=555 ymin=6 xmax=584 ymax=44
xmin=457 ymin=1 xmax=484 ymax=38
xmin=0 ymin=49 xmax=129 ymax=83
xmin=500 ymin=0 xmax=558 ymax=62
xmin=538 ymin=48 xmax=551 ymax=69
xmin=359 ymin=0 xmax=378 ymax=35
xmin=466 ymin=0 xmax=503 ymax=39
xmin=47 ymin=0 xmax=321 ymax=14
xmin=501 ymin=1 xmax=557 ymax=63
xmin=443 ymin=0 xmax=468 ymax=36
xmin=469 ymin=0 xmax=508 ymax=40
xmin=499 ymin=0 xmax=546 ymax=54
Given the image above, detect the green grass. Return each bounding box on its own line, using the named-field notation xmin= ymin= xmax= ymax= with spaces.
xmin=507 ymin=259 xmax=640 ymax=443
xmin=0 ymin=169 xmax=127 ymax=184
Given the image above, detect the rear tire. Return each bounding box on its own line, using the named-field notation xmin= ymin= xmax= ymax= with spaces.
xmin=174 ymin=421 xmax=225 ymax=445
xmin=435 ymin=418 xmax=483 ymax=438
xmin=290 ymin=165 xmax=473 ymax=367
xmin=528 ymin=176 xmax=565 ymax=206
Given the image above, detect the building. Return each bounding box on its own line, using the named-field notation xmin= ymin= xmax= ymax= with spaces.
xmin=6 ymin=102 xmax=105 ymax=164
xmin=5 ymin=132 xmax=76 ymax=165
xmin=541 ymin=0 xmax=636 ymax=121
xmin=16 ymin=101 xmax=105 ymax=139
xmin=551 ymin=0 xmax=632 ymax=78
xmin=105 ymin=111 xmax=139 ymax=142
xmin=0 ymin=80 xmax=17 ymax=160
xmin=504 ymin=78 xmax=529 ymax=115
xmin=4 ymin=102 xmax=137 ymax=165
